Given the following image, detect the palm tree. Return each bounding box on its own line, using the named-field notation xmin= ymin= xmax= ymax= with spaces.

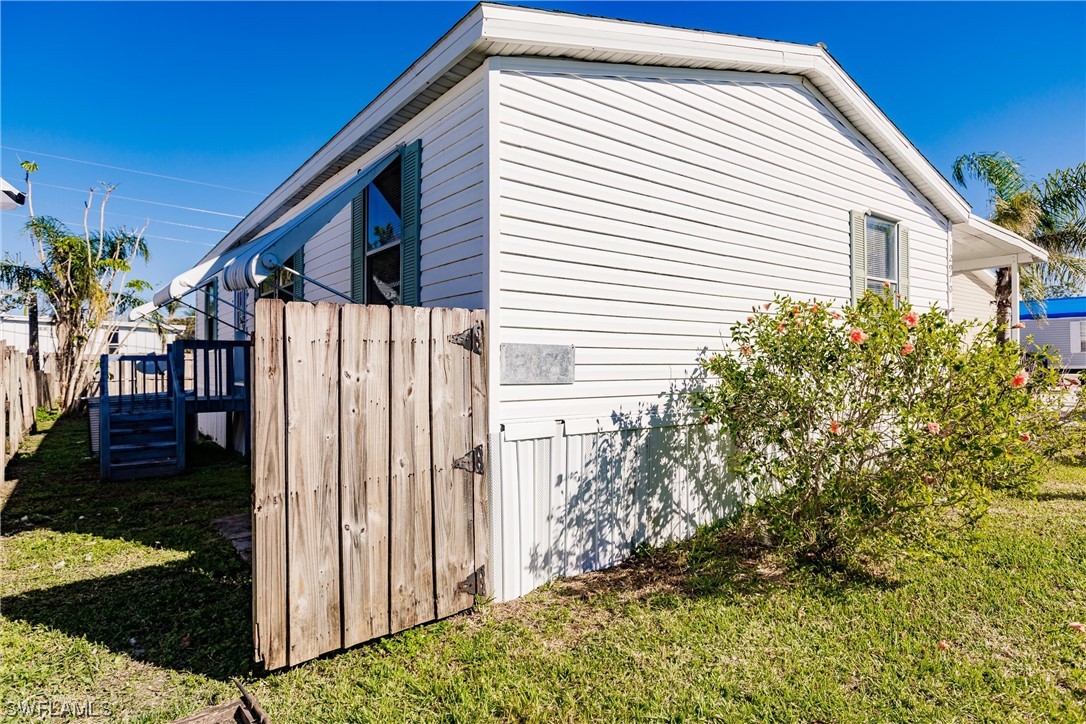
xmin=1 ymin=211 xmax=150 ymax=410
xmin=952 ymin=153 xmax=1086 ymax=340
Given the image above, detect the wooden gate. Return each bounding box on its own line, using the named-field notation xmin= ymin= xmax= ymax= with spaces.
xmin=251 ymin=299 xmax=488 ymax=670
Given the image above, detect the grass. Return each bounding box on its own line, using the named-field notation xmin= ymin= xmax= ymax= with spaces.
xmin=2 ymin=415 xmax=1085 ymax=721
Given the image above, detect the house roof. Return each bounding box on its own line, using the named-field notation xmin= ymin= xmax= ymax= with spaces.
xmin=1021 ymin=296 xmax=1086 ymax=321
xmin=197 ymin=2 xmax=976 ymax=264
xmin=952 ymin=214 xmax=1048 ymax=272
xmin=147 ymin=2 xmax=1044 ymax=313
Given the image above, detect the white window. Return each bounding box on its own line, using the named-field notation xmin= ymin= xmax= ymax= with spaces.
xmin=851 ymin=210 xmax=910 ymax=303
xmin=865 ymin=215 xmax=898 ymax=293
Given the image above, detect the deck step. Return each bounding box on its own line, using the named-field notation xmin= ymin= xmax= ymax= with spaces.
xmin=112 ymin=425 xmax=176 ymax=438
xmin=108 ymin=459 xmax=179 ymax=480
xmin=110 ymin=413 xmax=174 ymax=425
xmin=111 ymin=440 xmax=177 ymax=452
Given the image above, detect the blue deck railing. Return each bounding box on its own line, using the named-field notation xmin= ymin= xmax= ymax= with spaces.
xmin=98 ymin=339 xmax=251 ymax=479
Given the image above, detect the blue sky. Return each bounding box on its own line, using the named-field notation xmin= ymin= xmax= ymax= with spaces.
xmin=2 ymin=1 xmax=1084 ymax=291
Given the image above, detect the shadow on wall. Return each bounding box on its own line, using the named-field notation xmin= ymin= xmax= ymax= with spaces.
xmin=516 ymin=359 xmax=745 ymax=595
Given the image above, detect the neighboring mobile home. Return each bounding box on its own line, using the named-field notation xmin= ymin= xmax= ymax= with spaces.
xmin=140 ymin=4 xmax=1046 ymax=602
xmin=0 ymin=314 xmax=176 ymax=357
xmin=1021 ymin=297 xmax=1086 ymax=371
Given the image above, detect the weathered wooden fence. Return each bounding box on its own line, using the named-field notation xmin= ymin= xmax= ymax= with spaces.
xmin=1 ymin=344 xmax=56 ymax=483
xmin=252 ymin=300 xmax=488 ymax=670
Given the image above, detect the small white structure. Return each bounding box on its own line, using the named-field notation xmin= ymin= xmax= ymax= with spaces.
xmin=0 ymin=314 xmax=174 ymax=356
xmin=146 ymin=5 xmax=1047 ymax=601
xmin=1021 ymin=297 xmax=1086 ymax=370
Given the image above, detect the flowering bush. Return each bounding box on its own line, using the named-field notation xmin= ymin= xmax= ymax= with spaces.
xmin=693 ymin=289 xmax=1077 ymax=566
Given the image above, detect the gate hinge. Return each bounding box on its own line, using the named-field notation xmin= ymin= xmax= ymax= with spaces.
xmin=456 ymin=565 xmax=486 ymax=596
xmin=453 ymin=444 xmax=485 ymax=475
xmin=448 ymin=322 xmax=483 ymax=354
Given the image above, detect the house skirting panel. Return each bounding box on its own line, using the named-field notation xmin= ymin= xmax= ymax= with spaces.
xmin=490 ymin=420 xmax=742 ymax=602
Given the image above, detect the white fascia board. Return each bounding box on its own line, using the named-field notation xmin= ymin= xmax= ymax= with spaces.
xmin=953 ymin=254 xmax=1038 ymax=274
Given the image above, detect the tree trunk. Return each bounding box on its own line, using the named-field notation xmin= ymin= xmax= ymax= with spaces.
xmin=27 ymin=293 xmax=39 ymax=371
xmin=994 ymin=266 xmax=1012 ymax=343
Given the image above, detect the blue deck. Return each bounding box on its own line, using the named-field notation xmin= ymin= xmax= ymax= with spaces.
xmin=98 ymin=340 xmax=250 ymax=480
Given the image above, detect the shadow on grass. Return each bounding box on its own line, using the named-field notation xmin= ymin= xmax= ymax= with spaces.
xmin=544 ymin=516 xmax=900 ymax=612
xmin=1 ymin=414 xmax=252 ymax=680
xmin=1027 ymin=490 xmax=1086 ymax=503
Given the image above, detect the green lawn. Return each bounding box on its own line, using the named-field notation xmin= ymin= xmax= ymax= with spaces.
xmin=2 ymin=415 xmax=1085 ymax=722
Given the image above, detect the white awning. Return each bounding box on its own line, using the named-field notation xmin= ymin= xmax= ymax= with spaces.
xmin=144 ymin=148 xmax=399 ymax=311
xmin=952 ymin=214 xmax=1047 ymax=273
xmin=1 ymin=178 xmax=26 ymax=211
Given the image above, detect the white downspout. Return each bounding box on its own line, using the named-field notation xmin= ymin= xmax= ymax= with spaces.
xmin=1010 ymin=259 xmax=1021 ymax=344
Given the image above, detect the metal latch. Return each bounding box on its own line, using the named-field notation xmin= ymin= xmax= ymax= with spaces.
xmin=448 ymin=322 xmax=483 ymax=354
xmin=453 ymin=444 xmax=484 ymax=475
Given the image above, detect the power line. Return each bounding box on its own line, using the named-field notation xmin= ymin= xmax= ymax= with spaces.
xmin=100 ymin=211 xmax=228 ymax=234
xmin=2 ymin=145 xmax=262 ymax=194
xmin=31 ymin=182 xmax=246 ymax=219
xmin=0 ymin=209 xmax=214 ymax=247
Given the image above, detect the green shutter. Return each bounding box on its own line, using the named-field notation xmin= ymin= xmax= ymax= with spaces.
xmin=399 ymin=140 xmax=422 ymax=307
xmin=898 ymin=225 xmax=910 ymax=300
xmin=351 ymin=193 xmax=366 ymax=302
xmin=292 ymin=248 xmax=305 ymax=301
xmin=205 ymin=279 xmax=219 ymax=340
xmin=850 ymin=210 xmax=867 ymax=305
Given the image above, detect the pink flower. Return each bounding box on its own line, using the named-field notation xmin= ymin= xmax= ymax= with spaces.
xmin=763 ymin=303 xmax=772 ymax=311
xmin=901 ymin=342 xmax=915 ymax=355
xmin=902 ymin=311 xmax=920 ymax=328
xmin=740 ymin=344 xmax=753 ymax=357
xmin=791 ymin=305 xmax=801 ymax=315
xmin=1011 ymin=370 xmax=1030 ymax=388
xmin=927 ymin=421 xmax=941 ymax=435
xmin=1011 ymin=322 xmax=1026 ymax=329
xmin=848 ymin=327 xmax=869 ymax=344
xmin=1019 ymin=432 xmax=1032 ymax=442
xmin=829 ymin=420 xmax=842 ymax=436
xmin=778 ymin=322 xmax=786 ymax=334
xmin=830 ymin=311 xmax=843 ymax=320
xmin=746 ymin=316 xmax=755 ymax=323
xmin=810 ymin=304 xmax=821 ymax=313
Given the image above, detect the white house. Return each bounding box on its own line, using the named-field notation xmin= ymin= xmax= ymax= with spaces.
xmin=141 ymin=4 xmax=1047 ymax=602
xmin=0 ymin=314 xmax=174 ymax=357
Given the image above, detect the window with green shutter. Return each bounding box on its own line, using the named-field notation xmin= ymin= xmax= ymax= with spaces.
xmin=851 ymin=210 xmax=910 ymax=302
xmin=258 ymin=251 xmax=303 ymax=302
xmin=350 ymin=140 xmax=422 ymax=306
xmin=203 ymin=279 xmax=219 ymax=340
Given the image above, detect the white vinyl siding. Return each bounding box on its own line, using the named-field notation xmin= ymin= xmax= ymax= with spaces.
xmin=493 ymin=61 xmax=952 ymax=425
xmin=279 ymin=66 xmax=488 ymax=309
xmin=950 ymin=270 xmax=997 ymax=323
xmin=1023 ymin=317 xmax=1086 ymax=370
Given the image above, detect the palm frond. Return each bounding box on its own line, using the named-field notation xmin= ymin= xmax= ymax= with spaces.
xmin=1037 ymin=162 xmax=1086 ymax=231
xmin=952 ymin=152 xmax=1029 ymax=204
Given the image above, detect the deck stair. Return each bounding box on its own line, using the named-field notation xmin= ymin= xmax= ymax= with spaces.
xmin=97 ymin=341 xmax=250 ymax=481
